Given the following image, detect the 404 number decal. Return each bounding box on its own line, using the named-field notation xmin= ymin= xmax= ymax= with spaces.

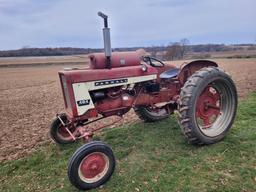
xmin=77 ymin=99 xmax=90 ymax=106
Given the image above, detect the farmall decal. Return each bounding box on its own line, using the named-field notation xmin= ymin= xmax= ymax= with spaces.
xmin=94 ymin=78 xmax=128 ymax=86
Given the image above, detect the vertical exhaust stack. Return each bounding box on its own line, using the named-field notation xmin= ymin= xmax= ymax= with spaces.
xmin=98 ymin=11 xmax=112 ymax=69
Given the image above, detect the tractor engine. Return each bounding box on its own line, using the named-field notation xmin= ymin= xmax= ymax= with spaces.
xmin=91 ymin=86 xmax=135 ymax=116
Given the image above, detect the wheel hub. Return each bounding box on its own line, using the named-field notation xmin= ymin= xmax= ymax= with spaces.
xmin=57 ymin=124 xmax=76 ymax=138
xmin=196 ymin=86 xmax=221 ymax=128
xmin=80 ymin=152 xmax=107 ymax=179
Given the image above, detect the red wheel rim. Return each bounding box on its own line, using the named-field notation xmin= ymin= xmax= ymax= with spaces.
xmin=78 ymin=152 xmax=109 ymax=183
xmin=196 ymin=86 xmax=221 ymax=129
xmin=57 ymin=124 xmax=76 ymax=140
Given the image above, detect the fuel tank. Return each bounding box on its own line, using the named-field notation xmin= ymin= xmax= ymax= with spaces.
xmin=89 ymin=51 xmax=141 ymax=69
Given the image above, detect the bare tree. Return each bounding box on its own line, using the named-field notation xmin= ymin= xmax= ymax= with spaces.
xmin=180 ymin=38 xmax=190 ymax=58
xmin=150 ymin=45 xmax=158 ymax=58
xmin=165 ymin=38 xmax=190 ymax=60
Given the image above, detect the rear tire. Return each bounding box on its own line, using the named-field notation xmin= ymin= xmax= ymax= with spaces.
xmin=134 ymin=106 xmax=170 ymax=122
xmin=177 ymin=67 xmax=237 ymax=145
xmin=68 ymin=141 xmax=115 ymax=190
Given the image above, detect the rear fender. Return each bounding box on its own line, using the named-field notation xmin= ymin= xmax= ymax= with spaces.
xmin=178 ymin=60 xmax=218 ymax=85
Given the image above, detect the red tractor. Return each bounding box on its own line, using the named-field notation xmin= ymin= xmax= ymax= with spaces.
xmin=50 ymin=12 xmax=237 ymax=190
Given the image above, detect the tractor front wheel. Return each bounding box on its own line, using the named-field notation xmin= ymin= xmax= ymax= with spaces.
xmin=178 ymin=67 xmax=237 ymax=145
xmin=50 ymin=114 xmax=76 ymax=144
xmin=68 ymin=141 xmax=115 ymax=190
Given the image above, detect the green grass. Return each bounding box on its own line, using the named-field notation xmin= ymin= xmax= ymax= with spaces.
xmin=1 ymin=93 xmax=256 ymax=192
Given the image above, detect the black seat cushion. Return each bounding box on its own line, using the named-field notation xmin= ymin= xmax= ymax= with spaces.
xmin=160 ymin=68 xmax=179 ymax=79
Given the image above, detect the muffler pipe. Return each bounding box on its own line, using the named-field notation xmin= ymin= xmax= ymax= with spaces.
xmin=98 ymin=11 xmax=111 ymax=69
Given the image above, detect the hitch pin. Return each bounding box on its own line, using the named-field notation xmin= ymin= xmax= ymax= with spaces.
xmin=57 ymin=115 xmax=76 ymax=141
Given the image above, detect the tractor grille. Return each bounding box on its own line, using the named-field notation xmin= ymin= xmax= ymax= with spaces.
xmin=60 ymin=75 xmax=72 ymax=110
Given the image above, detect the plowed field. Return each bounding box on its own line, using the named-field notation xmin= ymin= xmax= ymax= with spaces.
xmin=0 ymin=58 xmax=255 ymax=162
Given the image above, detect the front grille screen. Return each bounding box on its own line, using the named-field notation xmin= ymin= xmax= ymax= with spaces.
xmin=61 ymin=75 xmax=71 ymax=110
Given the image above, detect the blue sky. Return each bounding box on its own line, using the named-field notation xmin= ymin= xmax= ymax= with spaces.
xmin=0 ymin=0 xmax=255 ymax=50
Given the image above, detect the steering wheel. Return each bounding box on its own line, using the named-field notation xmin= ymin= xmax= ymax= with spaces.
xmin=142 ymin=56 xmax=165 ymax=67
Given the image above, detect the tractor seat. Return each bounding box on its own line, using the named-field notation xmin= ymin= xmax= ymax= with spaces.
xmin=160 ymin=68 xmax=179 ymax=79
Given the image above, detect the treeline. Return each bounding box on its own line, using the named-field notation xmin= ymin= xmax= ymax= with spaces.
xmin=156 ymin=43 xmax=256 ymax=60
xmin=0 ymin=47 xmax=103 ymax=57
xmin=0 ymin=44 xmax=255 ymax=57
xmin=188 ymin=44 xmax=243 ymax=52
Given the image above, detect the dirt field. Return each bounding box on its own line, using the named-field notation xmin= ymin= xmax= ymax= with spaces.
xmin=0 ymin=58 xmax=256 ymax=162
xmin=0 ymin=55 xmax=89 ymax=67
